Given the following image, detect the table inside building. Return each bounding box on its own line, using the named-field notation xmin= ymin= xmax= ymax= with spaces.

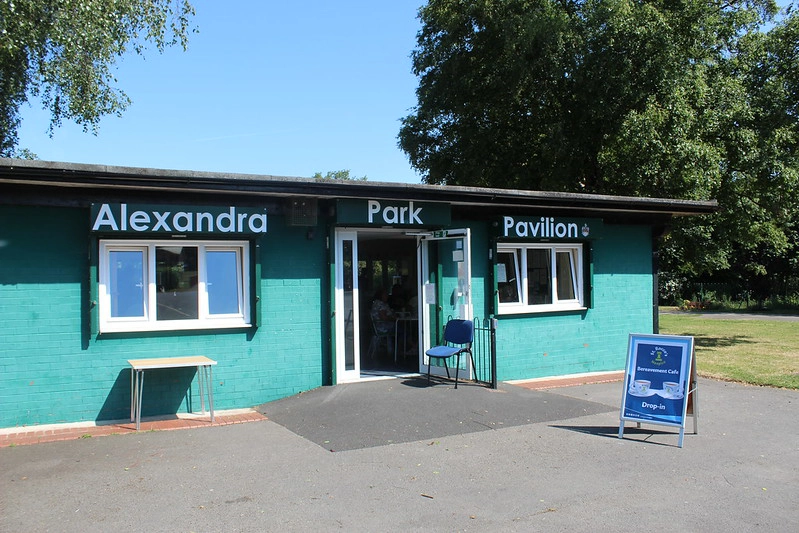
xmin=394 ymin=314 xmax=419 ymax=363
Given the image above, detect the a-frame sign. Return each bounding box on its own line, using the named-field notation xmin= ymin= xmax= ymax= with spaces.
xmin=619 ymin=333 xmax=698 ymax=448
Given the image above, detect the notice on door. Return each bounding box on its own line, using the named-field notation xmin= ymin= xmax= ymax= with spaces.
xmin=423 ymin=282 xmax=437 ymax=305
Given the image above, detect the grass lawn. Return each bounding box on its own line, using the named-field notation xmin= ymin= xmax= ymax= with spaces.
xmin=659 ymin=312 xmax=799 ymax=389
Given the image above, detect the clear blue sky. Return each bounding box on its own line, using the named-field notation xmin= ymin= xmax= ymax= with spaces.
xmin=17 ymin=1 xmax=427 ymax=183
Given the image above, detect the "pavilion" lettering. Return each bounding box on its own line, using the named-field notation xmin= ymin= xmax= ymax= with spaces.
xmin=503 ymin=216 xmax=578 ymax=239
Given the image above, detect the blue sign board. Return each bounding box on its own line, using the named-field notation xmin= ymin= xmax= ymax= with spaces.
xmin=619 ymin=333 xmax=696 ymax=447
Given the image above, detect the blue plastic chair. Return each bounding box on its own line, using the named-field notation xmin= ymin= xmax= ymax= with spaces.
xmin=426 ymin=319 xmax=474 ymax=388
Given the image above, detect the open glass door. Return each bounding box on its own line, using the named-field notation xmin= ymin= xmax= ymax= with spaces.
xmin=419 ymin=229 xmax=472 ymax=379
xmin=335 ymin=230 xmax=360 ymax=383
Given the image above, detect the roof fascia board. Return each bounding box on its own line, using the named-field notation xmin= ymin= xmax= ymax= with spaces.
xmin=0 ymin=158 xmax=718 ymax=216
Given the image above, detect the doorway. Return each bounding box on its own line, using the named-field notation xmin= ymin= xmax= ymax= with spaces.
xmin=334 ymin=229 xmax=420 ymax=383
xmin=333 ymin=227 xmax=473 ymax=384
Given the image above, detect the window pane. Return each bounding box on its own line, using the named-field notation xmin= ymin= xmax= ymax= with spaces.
xmin=556 ymin=251 xmax=576 ymax=300
xmin=343 ymin=240 xmax=355 ymax=371
xmin=527 ymin=249 xmax=552 ymax=305
xmin=156 ymin=246 xmax=199 ymax=320
xmin=207 ymin=249 xmax=241 ymax=315
xmin=110 ymin=250 xmax=145 ymax=318
xmin=497 ymin=251 xmax=521 ymax=303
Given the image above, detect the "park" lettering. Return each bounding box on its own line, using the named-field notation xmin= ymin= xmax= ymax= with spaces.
xmin=367 ymin=200 xmax=423 ymax=225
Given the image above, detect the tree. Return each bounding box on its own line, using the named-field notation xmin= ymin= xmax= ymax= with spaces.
xmin=659 ymin=5 xmax=799 ymax=301
xmin=399 ymin=0 xmax=799 ymax=300
xmin=400 ymin=0 xmax=779 ymax=195
xmin=0 ymin=0 xmax=195 ymax=157
xmin=312 ymin=170 xmax=368 ymax=181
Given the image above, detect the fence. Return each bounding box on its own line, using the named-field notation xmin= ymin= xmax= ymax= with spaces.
xmin=689 ymin=280 xmax=799 ymax=306
xmin=471 ymin=316 xmax=498 ymax=389
xmin=661 ymin=277 xmax=799 ymax=307
xmin=440 ymin=315 xmax=497 ymax=388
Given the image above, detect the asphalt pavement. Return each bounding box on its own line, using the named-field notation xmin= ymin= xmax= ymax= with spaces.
xmin=1 ymin=376 xmax=797 ymax=532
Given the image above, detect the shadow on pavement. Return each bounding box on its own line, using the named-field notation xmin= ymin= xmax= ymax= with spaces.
xmin=551 ymin=424 xmax=685 ymax=447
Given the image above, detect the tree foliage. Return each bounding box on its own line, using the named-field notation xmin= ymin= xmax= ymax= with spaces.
xmin=399 ymin=0 xmax=799 ymax=297
xmin=656 ymin=4 xmax=799 ymax=297
xmin=312 ymin=170 xmax=368 ymax=181
xmin=0 ymin=0 xmax=195 ymax=156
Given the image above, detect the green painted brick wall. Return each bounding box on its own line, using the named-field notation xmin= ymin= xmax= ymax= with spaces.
xmin=0 ymin=205 xmax=325 ymax=428
xmin=1 ymin=203 xmax=658 ymax=429
xmin=494 ymin=224 xmax=654 ymax=381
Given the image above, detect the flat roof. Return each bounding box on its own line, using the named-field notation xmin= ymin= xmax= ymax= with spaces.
xmin=0 ymin=158 xmax=717 ymax=218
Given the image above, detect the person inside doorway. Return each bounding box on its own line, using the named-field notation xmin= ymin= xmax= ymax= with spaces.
xmin=368 ymin=288 xmax=397 ymax=363
xmin=389 ymin=282 xmax=406 ymax=311
xmin=370 ymin=288 xmax=396 ymax=334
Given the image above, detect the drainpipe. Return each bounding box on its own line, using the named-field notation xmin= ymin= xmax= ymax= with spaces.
xmin=653 ymin=248 xmax=660 ymax=334
xmin=652 ymin=225 xmax=669 ymax=334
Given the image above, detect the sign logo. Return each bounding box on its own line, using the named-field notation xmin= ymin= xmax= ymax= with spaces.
xmin=651 ymin=346 xmax=668 ymax=366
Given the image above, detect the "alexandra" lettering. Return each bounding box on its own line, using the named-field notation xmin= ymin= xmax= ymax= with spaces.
xmin=92 ymin=204 xmax=267 ymax=234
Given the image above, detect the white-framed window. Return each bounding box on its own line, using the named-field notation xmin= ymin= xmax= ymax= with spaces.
xmin=496 ymin=243 xmax=584 ymax=314
xmin=99 ymin=239 xmax=251 ymax=333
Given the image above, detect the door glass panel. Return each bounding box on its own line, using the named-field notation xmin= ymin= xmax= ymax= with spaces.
xmin=109 ymin=250 xmax=145 ymax=318
xmin=207 ymin=250 xmax=240 ymax=315
xmin=156 ymin=246 xmax=199 ymax=320
xmin=343 ymin=240 xmax=356 ymax=371
xmin=438 ymin=237 xmax=466 ymax=319
xmin=423 ymin=231 xmax=471 ymax=375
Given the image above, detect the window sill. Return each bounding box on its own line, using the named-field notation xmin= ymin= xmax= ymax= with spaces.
xmin=99 ymin=318 xmax=251 ymax=334
xmin=497 ymin=304 xmax=586 ymax=316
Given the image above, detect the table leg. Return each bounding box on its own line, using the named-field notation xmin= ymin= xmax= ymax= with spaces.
xmin=135 ymin=370 xmax=144 ymax=431
xmin=130 ymin=368 xmax=135 ymax=422
xmin=198 ymin=365 xmax=206 ymax=414
xmin=394 ymin=319 xmax=399 ymax=363
xmin=208 ymin=365 xmax=215 ymax=423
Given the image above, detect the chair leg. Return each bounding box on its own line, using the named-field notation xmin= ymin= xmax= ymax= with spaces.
xmin=454 ymin=350 xmax=474 ymax=389
xmin=454 ymin=353 xmax=460 ymax=389
xmin=469 ymin=350 xmax=477 ymax=380
xmin=427 ymin=357 xmax=450 ymax=386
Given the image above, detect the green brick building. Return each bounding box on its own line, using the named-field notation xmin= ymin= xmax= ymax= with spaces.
xmin=0 ymin=159 xmax=714 ymax=429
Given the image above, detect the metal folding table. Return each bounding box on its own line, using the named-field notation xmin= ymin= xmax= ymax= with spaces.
xmin=128 ymin=356 xmax=217 ymax=430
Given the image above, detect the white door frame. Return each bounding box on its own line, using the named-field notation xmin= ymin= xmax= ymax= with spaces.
xmin=334 ymin=229 xmax=361 ymax=383
xmin=333 ymin=227 xmax=471 ymax=383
